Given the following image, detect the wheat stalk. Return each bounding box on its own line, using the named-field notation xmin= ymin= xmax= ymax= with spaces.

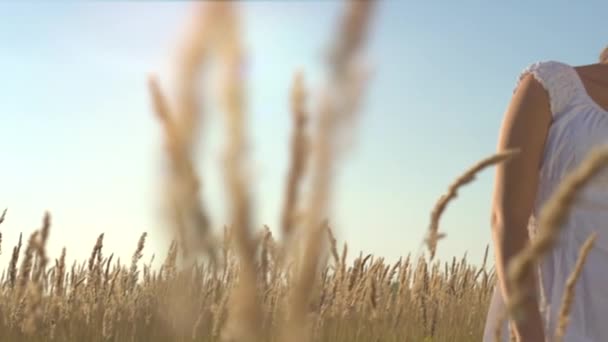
xmin=282 ymin=2 xmax=376 ymax=342
xmin=149 ymin=2 xmax=220 ymax=263
xmin=280 ymin=71 xmax=310 ymax=243
xmin=554 ymin=232 xmax=596 ymax=342
xmin=0 ymin=208 xmax=7 ymax=255
xmin=202 ymin=3 xmax=265 ymax=342
xmin=427 ymin=149 xmax=520 ymax=259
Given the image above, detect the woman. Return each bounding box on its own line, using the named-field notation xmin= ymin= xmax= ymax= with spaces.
xmin=483 ymin=46 xmax=608 ymax=342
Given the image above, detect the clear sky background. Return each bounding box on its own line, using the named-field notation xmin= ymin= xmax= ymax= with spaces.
xmin=1 ymin=1 xmax=607 ymax=270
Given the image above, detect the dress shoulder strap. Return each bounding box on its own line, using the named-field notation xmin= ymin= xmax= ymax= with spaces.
xmin=514 ymin=60 xmax=577 ymax=117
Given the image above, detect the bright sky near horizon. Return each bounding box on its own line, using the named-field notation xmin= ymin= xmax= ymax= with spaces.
xmin=1 ymin=1 xmax=607 ymax=270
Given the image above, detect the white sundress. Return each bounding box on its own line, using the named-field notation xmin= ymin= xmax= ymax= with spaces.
xmin=483 ymin=60 xmax=608 ymax=342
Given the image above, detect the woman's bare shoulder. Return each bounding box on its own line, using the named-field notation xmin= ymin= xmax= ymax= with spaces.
xmin=574 ymin=63 xmax=608 ymax=77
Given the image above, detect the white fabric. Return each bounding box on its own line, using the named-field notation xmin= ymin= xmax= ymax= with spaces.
xmin=483 ymin=60 xmax=608 ymax=342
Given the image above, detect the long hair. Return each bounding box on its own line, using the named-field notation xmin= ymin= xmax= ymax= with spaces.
xmin=600 ymin=46 xmax=608 ymax=64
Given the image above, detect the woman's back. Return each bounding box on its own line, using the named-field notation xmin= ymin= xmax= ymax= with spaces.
xmin=484 ymin=60 xmax=608 ymax=341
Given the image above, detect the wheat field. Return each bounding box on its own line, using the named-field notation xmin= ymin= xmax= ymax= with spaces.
xmin=0 ymin=214 xmax=496 ymax=341
xmin=0 ymin=1 xmax=601 ymax=341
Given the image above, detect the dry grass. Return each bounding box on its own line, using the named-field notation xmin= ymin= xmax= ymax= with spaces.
xmin=1 ymin=1 xmax=604 ymax=342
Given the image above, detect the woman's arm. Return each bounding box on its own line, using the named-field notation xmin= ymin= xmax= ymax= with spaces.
xmin=491 ymin=72 xmax=552 ymax=341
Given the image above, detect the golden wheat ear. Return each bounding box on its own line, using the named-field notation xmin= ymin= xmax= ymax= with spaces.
xmin=427 ymin=149 xmax=520 ymax=260
xmin=555 ymin=232 xmax=596 ymax=342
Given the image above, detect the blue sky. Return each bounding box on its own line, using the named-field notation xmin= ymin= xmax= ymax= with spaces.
xmin=0 ymin=1 xmax=606 ymax=269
